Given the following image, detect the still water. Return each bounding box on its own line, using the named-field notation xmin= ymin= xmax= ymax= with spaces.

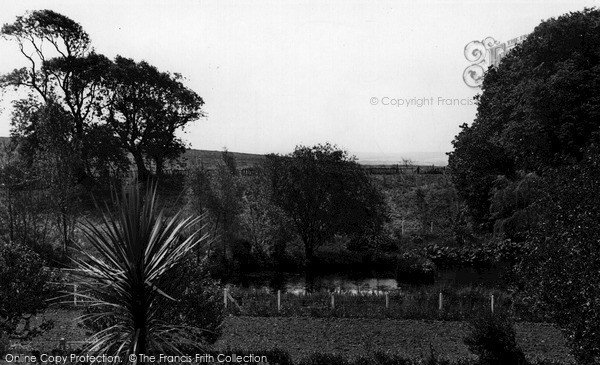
xmin=229 ymin=268 xmax=504 ymax=295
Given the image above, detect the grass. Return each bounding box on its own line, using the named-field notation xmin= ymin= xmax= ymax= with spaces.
xmin=16 ymin=309 xmax=573 ymax=364
xmin=215 ymin=317 xmax=574 ymax=364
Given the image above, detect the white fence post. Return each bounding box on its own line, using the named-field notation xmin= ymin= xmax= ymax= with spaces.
xmin=385 ymin=293 xmax=389 ymax=309
xmin=224 ymin=288 xmax=228 ymax=309
xmin=331 ymin=293 xmax=335 ymax=309
xmin=277 ymin=290 xmax=281 ymax=312
xmin=491 ymin=294 xmax=495 ymax=314
xmin=438 ymin=292 xmax=443 ymax=312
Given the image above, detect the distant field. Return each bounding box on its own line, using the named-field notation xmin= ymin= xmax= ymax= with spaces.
xmin=0 ymin=136 xmax=447 ymax=172
xmin=177 ymin=149 xmax=448 ymax=175
xmin=179 ymin=148 xmax=266 ymax=170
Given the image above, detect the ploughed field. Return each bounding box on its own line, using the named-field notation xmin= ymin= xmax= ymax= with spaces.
xmin=22 ymin=310 xmax=574 ymax=364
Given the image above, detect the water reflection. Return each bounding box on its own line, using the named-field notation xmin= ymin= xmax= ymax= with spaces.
xmin=234 ymin=273 xmax=399 ymax=295
xmin=229 ymin=268 xmax=504 ymax=295
xmin=287 ymin=277 xmax=398 ymax=295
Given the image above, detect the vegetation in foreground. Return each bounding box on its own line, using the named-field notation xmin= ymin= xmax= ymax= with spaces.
xmin=9 ymin=309 xmax=572 ymax=365
xmin=73 ymin=183 xmax=223 ymax=357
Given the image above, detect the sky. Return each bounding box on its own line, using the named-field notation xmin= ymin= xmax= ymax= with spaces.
xmin=0 ymin=0 xmax=597 ymax=164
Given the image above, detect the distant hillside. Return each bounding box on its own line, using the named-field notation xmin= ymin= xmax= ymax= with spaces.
xmin=177 ymin=149 xmax=449 ymax=171
xmin=0 ymin=137 xmax=266 ymax=169
xmin=355 ymin=151 xmax=448 ymax=166
xmin=0 ymin=136 xmax=446 ymax=171
xmin=178 ymin=149 xmax=265 ymax=170
xmin=175 ymin=149 xmax=448 ymax=175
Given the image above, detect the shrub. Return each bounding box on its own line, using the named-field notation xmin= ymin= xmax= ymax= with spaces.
xmin=75 ymin=182 xmax=215 ymax=357
xmin=395 ymin=252 xmax=435 ymax=284
xmin=425 ymin=244 xmax=494 ymax=269
xmin=463 ymin=311 xmax=526 ymax=365
xmin=160 ymin=257 xmax=225 ymax=344
xmin=0 ymin=241 xmax=54 ymax=335
xmin=0 ymin=332 xmax=9 ymax=356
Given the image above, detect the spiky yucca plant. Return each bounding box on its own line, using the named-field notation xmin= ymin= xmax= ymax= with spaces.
xmin=75 ymin=183 xmax=209 ymax=360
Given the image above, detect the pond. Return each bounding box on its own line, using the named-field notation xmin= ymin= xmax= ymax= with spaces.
xmin=227 ymin=267 xmax=505 ymax=294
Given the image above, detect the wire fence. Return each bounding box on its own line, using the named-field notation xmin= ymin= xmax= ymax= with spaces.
xmin=220 ymin=286 xmax=535 ymax=321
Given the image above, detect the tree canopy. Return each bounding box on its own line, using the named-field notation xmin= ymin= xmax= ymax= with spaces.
xmin=266 ymin=144 xmax=388 ymax=275
xmin=1 ymin=10 xmax=204 ymax=183
xmin=102 ymin=56 xmax=204 ymax=179
xmin=448 ymin=9 xmax=600 ymax=362
xmin=449 ymin=8 xmax=600 ymax=232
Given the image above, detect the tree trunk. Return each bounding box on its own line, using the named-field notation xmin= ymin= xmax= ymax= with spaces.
xmin=133 ymin=152 xmax=149 ymax=181
xmin=304 ymin=239 xmax=316 ymax=292
xmin=154 ymin=156 xmax=164 ymax=177
xmin=73 ymin=118 xmax=90 ymax=184
xmin=7 ymin=189 xmax=14 ymax=242
xmin=62 ymin=212 xmax=68 ymax=255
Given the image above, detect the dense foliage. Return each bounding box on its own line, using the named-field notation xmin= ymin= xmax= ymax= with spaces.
xmin=0 ymin=241 xmax=54 ymax=335
xmin=102 ymin=56 xmax=204 ymax=179
xmin=1 ymin=10 xmax=203 ymax=183
xmin=426 ymin=239 xmax=525 ymax=270
xmin=518 ymin=150 xmax=600 ymax=363
xmin=464 ymin=312 xmax=526 ymax=365
xmin=186 ymin=156 xmax=465 ymax=280
xmin=266 ymin=144 xmax=388 ymax=274
xmin=449 ymin=8 xmax=600 ymax=234
xmin=159 ymin=257 xmax=225 ymax=344
xmin=448 ymin=8 xmax=600 ymax=363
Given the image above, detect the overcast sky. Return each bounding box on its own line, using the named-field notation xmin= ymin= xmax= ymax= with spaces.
xmin=0 ymin=0 xmax=597 ymax=163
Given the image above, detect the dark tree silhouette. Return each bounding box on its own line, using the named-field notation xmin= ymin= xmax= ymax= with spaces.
xmin=449 ymin=9 xmax=600 ymax=232
xmin=449 ymin=9 xmax=600 ymax=362
xmin=266 ymin=144 xmax=387 ymax=283
xmin=102 ymin=56 xmax=204 ymax=180
xmin=1 ymin=10 xmax=124 ymax=182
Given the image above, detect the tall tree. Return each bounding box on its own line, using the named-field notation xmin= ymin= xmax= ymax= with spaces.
xmin=449 ymin=8 xmax=600 ymax=233
xmin=1 ymin=10 xmax=122 ymax=182
xmin=448 ymin=9 xmax=600 ymax=362
xmin=0 ymin=9 xmax=91 ymax=100
xmin=188 ymin=151 xmax=244 ymax=265
xmin=102 ymin=56 xmax=204 ymax=180
xmin=266 ymin=144 xmax=388 ymax=278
